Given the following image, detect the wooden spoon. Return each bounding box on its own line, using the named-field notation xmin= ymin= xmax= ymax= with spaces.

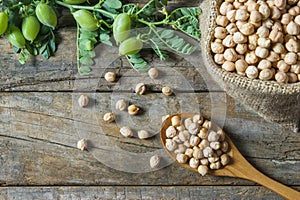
xmin=160 ymin=113 xmax=300 ymax=200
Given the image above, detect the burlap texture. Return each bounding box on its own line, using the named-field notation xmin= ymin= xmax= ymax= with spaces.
xmin=200 ymin=0 xmax=300 ymax=133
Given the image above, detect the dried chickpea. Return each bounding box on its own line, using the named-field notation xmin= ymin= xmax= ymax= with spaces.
xmin=171 ymin=116 xmax=181 ymax=127
xmin=262 ymin=18 xmax=274 ymax=29
xmin=255 ymin=46 xmax=269 ymax=58
xmin=287 ymin=72 xmax=298 ymax=83
xmin=277 ymin=60 xmax=290 ymax=72
xmin=224 ymin=48 xmax=238 ymax=62
xmin=258 ymin=59 xmax=272 ymax=70
xmin=226 ymin=23 xmax=238 ymax=34
xmin=236 ymin=43 xmax=248 ymax=54
xmin=222 ymin=35 xmax=236 ymax=47
xmin=239 ymin=23 xmax=255 ymax=35
xmin=285 ymin=38 xmax=300 ymax=52
xmin=270 ymin=7 xmax=282 ymax=20
xmin=233 ymin=32 xmax=247 ymax=44
xmin=266 ymin=51 xmax=280 ymax=62
xmin=295 ymin=15 xmax=300 ymax=25
xmin=176 ymin=153 xmax=188 ymax=164
xmin=220 ymin=2 xmax=234 ymax=15
xmin=210 ymin=161 xmax=222 ymax=170
xmin=259 ymin=68 xmax=274 ymax=80
xmin=245 ymin=0 xmax=259 ymax=12
xmin=150 ymin=155 xmax=160 ymax=168
xmin=236 ymin=9 xmax=249 ymax=21
xmin=269 ymin=29 xmax=284 ymax=43
xmin=235 ymin=59 xmax=248 ymax=72
xmin=291 ymin=62 xmax=300 ymax=74
xmin=162 ymin=86 xmax=173 ymax=96
xmin=245 ymin=51 xmax=259 ymax=64
xmin=258 ymin=3 xmax=271 ymax=19
xmin=226 ymin=10 xmax=237 ymax=23
xmin=275 ymin=71 xmax=288 ymax=83
xmin=214 ymin=54 xmax=226 ymax=65
xmin=220 ymin=154 xmax=230 ymax=166
xmin=250 ymin=10 xmax=262 ymax=22
xmin=256 ymin=26 xmax=270 ymax=38
xmin=214 ymin=27 xmax=228 ymax=39
xmin=222 ymin=61 xmax=236 ymax=72
xmin=281 ymin=13 xmax=292 ymax=24
xmin=257 ymin=37 xmax=271 ymax=48
xmin=274 ymin=0 xmax=286 ymax=10
xmin=128 ymin=105 xmax=140 ymax=115
xmin=189 ymin=158 xmax=200 ymax=169
xmin=245 ymin=65 xmax=259 ymax=79
xmin=198 ymin=165 xmax=209 ymax=176
xmin=288 ymin=6 xmax=300 ymax=16
xmin=248 ymin=34 xmax=259 ymax=50
xmin=211 ymin=41 xmax=225 ymax=54
xmin=284 ymin=52 xmax=298 ymax=65
xmin=216 ymin=15 xmax=229 ymax=27
xmin=286 ymin=21 xmax=300 ymax=35
xmin=272 ymin=43 xmax=286 ymax=54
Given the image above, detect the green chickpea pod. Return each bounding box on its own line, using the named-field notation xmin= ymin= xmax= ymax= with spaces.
xmin=35 ymin=2 xmax=57 ymax=29
xmin=7 ymin=26 xmax=26 ymax=49
xmin=22 ymin=15 xmax=41 ymax=42
xmin=119 ymin=37 xmax=143 ymax=55
xmin=72 ymin=10 xmax=99 ymax=31
xmin=0 ymin=12 xmax=9 ymax=35
xmin=113 ymin=13 xmax=131 ymax=44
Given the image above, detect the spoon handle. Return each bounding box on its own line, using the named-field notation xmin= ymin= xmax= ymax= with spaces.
xmin=224 ymin=153 xmax=300 ymax=200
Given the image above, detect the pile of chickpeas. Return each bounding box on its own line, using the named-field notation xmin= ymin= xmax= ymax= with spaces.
xmin=211 ymin=0 xmax=300 ymax=83
xmin=164 ymin=114 xmax=231 ymax=176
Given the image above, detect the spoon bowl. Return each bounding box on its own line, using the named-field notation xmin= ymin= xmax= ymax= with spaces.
xmin=160 ymin=113 xmax=300 ymax=200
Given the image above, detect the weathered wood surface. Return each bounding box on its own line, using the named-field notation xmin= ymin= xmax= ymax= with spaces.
xmin=2 ymin=186 xmax=300 ymax=200
xmin=0 ymin=0 xmax=299 ymax=199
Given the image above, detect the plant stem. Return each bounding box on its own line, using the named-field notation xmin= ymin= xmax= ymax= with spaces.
xmin=55 ymin=0 xmax=116 ymax=19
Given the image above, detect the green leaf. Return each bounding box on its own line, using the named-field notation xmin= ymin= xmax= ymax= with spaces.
xmin=79 ymin=66 xmax=91 ymax=75
xmin=126 ymin=54 xmax=149 ymax=72
xmin=79 ymin=39 xmax=94 ymax=51
xmin=103 ymin=0 xmax=122 ymax=9
xmin=80 ymin=56 xmax=94 ymax=65
xmin=42 ymin=46 xmax=51 ymax=59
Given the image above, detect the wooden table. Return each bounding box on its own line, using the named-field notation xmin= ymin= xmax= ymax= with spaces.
xmin=0 ymin=0 xmax=299 ymax=199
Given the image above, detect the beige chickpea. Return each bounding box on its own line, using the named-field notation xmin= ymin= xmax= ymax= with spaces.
xmin=275 ymin=71 xmax=288 ymax=83
xmin=239 ymin=23 xmax=255 ymax=35
xmin=198 ymin=165 xmax=209 ymax=176
xmin=222 ymin=35 xmax=236 ymax=47
xmin=162 ymin=86 xmax=173 ymax=96
xmin=250 ymin=10 xmax=262 ymax=22
xmin=176 ymin=153 xmax=188 ymax=164
xmin=258 ymin=59 xmax=272 ymax=70
xmin=236 ymin=20 xmax=246 ymax=30
xmin=226 ymin=9 xmax=237 ymax=23
xmin=216 ymin=15 xmax=229 ymax=27
xmin=286 ymin=21 xmax=300 ymax=35
xmin=250 ymin=20 xmax=262 ymax=28
xmin=120 ymin=126 xmax=133 ymax=137
xmin=291 ymin=62 xmax=300 ymax=74
xmin=210 ymin=161 xmax=222 ymax=170
xmin=224 ymin=48 xmax=238 ymax=62
xmin=274 ymin=0 xmax=286 ymax=10
xmin=221 ymin=141 xmax=229 ymax=152
xmin=267 ymin=51 xmax=280 ymax=62
xmin=104 ymin=72 xmax=117 ymax=82
xmin=288 ymin=6 xmax=300 ymax=16
xmin=220 ymin=154 xmax=230 ymax=166
xmin=193 ymin=146 xmax=204 ymax=159
xmin=207 ymin=131 xmax=220 ymax=142
xmin=287 ymin=72 xmax=298 ymax=83
xmin=272 ymin=21 xmax=283 ymax=31
xmin=233 ymin=32 xmax=247 ymax=44
xmin=269 ymin=29 xmax=284 ymax=43
xmin=185 ymin=148 xmax=193 ymax=158
xmin=245 ymin=51 xmax=259 ymax=64
xmin=262 ymin=18 xmax=274 ymax=29
xmin=103 ymin=112 xmax=115 ymax=123
xmin=220 ymin=2 xmax=234 ymax=15
xmin=166 ymin=126 xmax=177 ymax=138
xmin=166 ymin=139 xmax=177 ymax=151
xmin=259 ymin=68 xmax=274 ymax=80
xmin=233 ymin=1 xmax=243 ymax=9
xmin=248 ymin=34 xmax=258 ymax=50
xmin=198 ymin=127 xmax=208 ymax=139
xmin=257 ymin=38 xmax=271 ymax=48
xmin=298 ymin=74 xmax=300 ymax=81
xmin=222 ymin=61 xmax=236 ymax=72
xmin=284 ymin=52 xmax=298 ymax=65
xmin=246 ymin=0 xmax=259 ymax=12
xmin=277 ymin=60 xmax=290 ymax=72
xmin=78 ymin=94 xmax=89 ymax=107
xmin=178 ymin=130 xmax=190 ymax=142
xmin=135 ymin=82 xmax=146 ymax=95
xmin=258 ymin=3 xmax=271 ymax=19
xmin=193 ymin=114 xmax=204 ymax=125
xmin=115 ymin=99 xmax=126 ymax=111
xmin=236 ymin=43 xmax=248 ymax=54
xmin=256 ymin=26 xmax=270 ymax=38
xmin=150 ymin=155 xmax=160 ymax=168
xmin=235 ymin=59 xmax=248 ymax=72
xmin=199 ymin=139 xmax=210 ymax=150
xmin=214 ymin=54 xmax=226 ymax=65
xmin=285 ymin=38 xmax=300 ymax=52
xmin=245 ymin=65 xmax=259 ymax=79
xmin=128 ymin=105 xmax=140 ymax=115
xmin=138 ymin=130 xmax=151 ymax=139
xmin=148 ymin=68 xmax=159 ymax=79
xmin=295 ymin=15 xmax=300 ymax=25
xmin=255 ymin=46 xmax=269 ymax=58
xmin=77 ymin=139 xmax=88 ymax=151
xmin=226 ymin=23 xmax=238 ymax=34
xmin=270 ymin=6 xmax=282 ymax=20
xmin=211 ymin=41 xmax=225 ymax=54
xmin=236 ymin=9 xmax=249 ymax=21
xmin=174 ymin=144 xmax=187 ymax=154
xmin=171 ymin=116 xmax=181 ymax=127
xmin=214 ymin=27 xmax=228 ymax=39
xmin=272 ymin=43 xmax=285 ymax=54
xmin=281 ymin=13 xmax=292 ymax=25
xmin=203 ymin=147 xmax=214 ymax=158
xmin=189 ymin=158 xmax=200 ymax=169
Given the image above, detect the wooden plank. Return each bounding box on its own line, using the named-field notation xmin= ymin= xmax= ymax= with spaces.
xmin=1 ymin=186 xmax=298 ymax=200
xmin=0 ymin=92 xmax=299 ymax=186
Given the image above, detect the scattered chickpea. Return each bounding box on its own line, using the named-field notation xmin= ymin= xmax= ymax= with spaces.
xmin=138 ymin=130 xmax=151 ymax=139
xmin=239 ymin=23 xmax=255 ymax=35
xmin=274 ymin=0 xmax=286 ymax=10
xmin=77 ymin=139 xmax=88 ymax=151
xmin=295 ymin=15 xmax=300 ymax=25
xmin=78 ymin=94 xmax=89 ymax=108
xmin=257 ymin=37 xmax=271 ymax=48
xmin=281 ymin=13 xmax=292 ymax=24
xmin=266 ymin=51 xmax=280 ymax=62
xmin=128 ymin=105 xmax=140 ymax=115
xmin=272 ymin=43 xmax=286 ymax=54
xmin=104 ymin=72 xmax=117 ymax=82
xmin=115 ymin=99 xmax=126 ymax=111
xmin=103 ymin=112 xmax=115 ymax=123
xmin=199 ymin=139 xmax=210 ymax=150
xmin=148 ymin=68 xmax=159 ymax=79
xmin=120 ymin=126 xmax=134 ymax=138
xmin=224 ymin=48 xmax=238 ymax=62
xmin=162 ymin=86 xmax=173 ymax=96
xmin=288 ymin=6 xmax=300 ymax=16
xmin=135 ymin=82 xmax=146 ymax=95
xmin=250 ymin=10 xmax=262 ymax=22
xmin=270 ymin=7 xmax=281 ymax=20
xmin=150 ymin=155 xmax=161 ymax=168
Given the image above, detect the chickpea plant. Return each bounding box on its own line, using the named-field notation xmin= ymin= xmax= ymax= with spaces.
xmin=0 ymin=0 xmax=201 ymax=75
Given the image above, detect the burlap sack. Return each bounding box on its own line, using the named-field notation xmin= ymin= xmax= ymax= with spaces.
xmin=200 ymin=0 xmax=300 ymax=133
